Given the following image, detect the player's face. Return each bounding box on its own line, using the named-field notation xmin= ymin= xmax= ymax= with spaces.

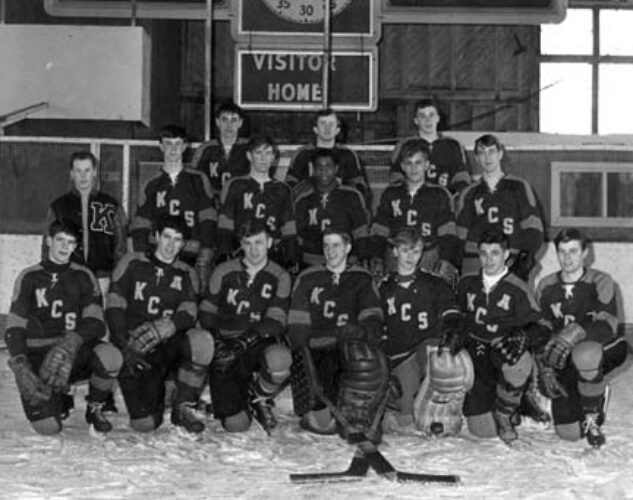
xmin=401 ymin=152 xmax=429 ymax=184
xmin=479 ymin=243 xmax=509 ymax=277
xmin=216 ymin=112 xmax=243 ymax=139
xmin=313 ymin=155 xmax=338 ymax=187
xmin=160 ymin=137 xmax=187 ymax=163
xmin=394 ymin=242 xmax=423 ymax=275
xmin=413 ymin=106 xmax=440 ymax=135
xmin=313 ymin=115 xmax=340 ymax=143
xmin=556 ymin=240 xmax=587 ymax=276
xmin=241 ymin=231 xmax=272 ymax=267
xmin=476 ymin=144 xmax=503 ymax=174
xmin=247 ymin=145 xmax=275 ymax=174
xmin=323 ymin=234 xmax=351 ymax=269
xmin=70 ymin=158 xmax=97 ymax=192
xmin=47 ymin=231 xmax=78 ymax=265
xmin=154 ymin=227 xmax=185 ymax=263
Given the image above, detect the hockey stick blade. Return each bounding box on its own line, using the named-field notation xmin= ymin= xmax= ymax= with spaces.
xmin=290 ymin=452 xmax=370 ymax=483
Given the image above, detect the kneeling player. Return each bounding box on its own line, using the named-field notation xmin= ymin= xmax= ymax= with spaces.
xmin=535 ymin=229 xmax=627 ymax=448
xmin=379 ymin=228 xmax=469 ymax=435
xmin=5 ymin=219 xmax=122 ymax=435
xmin=107 ymin=215 xmax=214 ymax=433
xmin=288 ymin=228 xmax=389 ymax=442
xmin=199 ymin=221 xmax=292 ymax=433
xmin=444 ymin=229 xmax=549 ymax=444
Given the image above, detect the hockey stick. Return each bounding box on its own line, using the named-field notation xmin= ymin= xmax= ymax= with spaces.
xmin=289 ymin=450 xmax=370 ymax=483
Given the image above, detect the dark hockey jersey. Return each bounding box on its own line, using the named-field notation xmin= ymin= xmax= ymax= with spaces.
xmin=5 ymin=260 xmax=105 ymax=356
xmin=536 ymin=268 xmax=618 ymax=343
xmin=390 ymin=135 xmax=470 ymax=194
xmin=130 ymin=168 xmax=217 ymax=265
xmin=191 ymin=138 xmax=250 ymax=198
xmin=218 ymin=175 xmax=298 ymax=261
xmin=199 ymin=258 xmax=291 ymax=340
xmin=105 ymin=252 xmax=198 ymax=350
xmin=380 ymin=271 xmax=460 ymax=356
xmin=45 ymin=188 xmax=127 ymax=276
xmin=371 ymin=182 xmax=460 ymax=265
xmin=457 ymin=271 xmax=543 ymax=343
xmin=288 ymin=264 xmax=383 ymax=349
xmin=294 ymin=182 xmax=371 ymax=265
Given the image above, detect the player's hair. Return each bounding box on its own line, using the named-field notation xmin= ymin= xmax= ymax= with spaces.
xmin=554 ymin=228 xmax=589 ymax=251
xmin=397 ymin=138 xmax=430 ymax=165
xmin=154 ymin=214 xmax=190 ymax=240
xmin=247 ymin=133 xmax=278 ymax=155
xmin=69 ymin=150 xmax=97 ymax=169
xmin=239 ymin=219 xmax=271 ymax=240
xmin=413 ymin=98 xmax=440 ymax=115
xmin=312 ymin=147 xmax=339 ymax=166
xmin=390 ymin=227 xmax=423 ymax=248
xmin=323 ymin=227 xmax=352 ymax=245
xmin=478 ymin=227 xmax=509 ymax=249
xmin=474 ymin=134 xmax=503 ymax=153
xmin=48 ymin=218 xmax=80 ymax=241
xmin=313 ymin=108 xmax=339 ymax=127
xmin=215 ymin=101 xmax=243 ymax=120
xmin=157 ymin=124 xmax=188 ymax=143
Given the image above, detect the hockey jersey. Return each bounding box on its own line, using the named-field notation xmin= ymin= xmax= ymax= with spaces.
xmin=5 ymin=260 xmax=105 ymax=356
xmin=105 ymin=252 xmax=198 ymax=350
xmin=191 ymin=138 xmax=250 ymax=198
xmin=199 ymin=258 xmax=291 ymax=339
xmin=536 ymin=268 xmax=619 ymax=344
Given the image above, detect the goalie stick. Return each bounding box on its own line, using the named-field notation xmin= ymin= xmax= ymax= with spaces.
xmin=289 ymin=348 xmax=460 ymax=485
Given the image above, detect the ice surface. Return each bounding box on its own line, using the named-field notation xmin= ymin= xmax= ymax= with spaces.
xmin=1 ymin=349 xmax=632 ymax=500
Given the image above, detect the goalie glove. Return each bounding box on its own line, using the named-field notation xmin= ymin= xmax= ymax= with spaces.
xmin=535 ymin=356 xmax=568 ymax=399
xmin=543 ymin=322 xmax=586 ymax=370
xmin=9 ymin=354 xmax=52 ymax=405
xmin=39 ymin=331 xmax=83 ymax=391
xmin=490 ymin=329 xmax=528 ymax=367
xmin=129 ymin=318 xmax=176 ymax=355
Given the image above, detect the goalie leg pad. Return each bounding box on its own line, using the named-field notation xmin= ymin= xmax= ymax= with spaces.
xmin=413 ymin=346 xmax=474 ymax=437
xmin=290 ymin=345 xmax=339 ymax=416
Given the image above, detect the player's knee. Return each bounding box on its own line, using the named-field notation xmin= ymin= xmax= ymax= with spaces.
xmin=185 ymin=328 xmax=214 ymax=367
xmin=222 ymin=410 xmax=251 ymax=432
xmin=93 ymin=342 xmax=124 ymax=377
xmin=501 ymin=351 xmax=532 ymax=388
xmin=31 ymin=416 xmax=62 ymax=436
xmin=467 ymin=412 xmax=497 ymax=439
xmin=301 ymin=408 xmax=336 ymax=434
xmin=130 ymin=414 xmax=161 ymax=433
xmin=555 ymin=422 xmax=581 ymax=441
xmin=571 ymin=341 xmax=603 ymax=381
xmin=263 ymin=344 xmax=292 ymax=384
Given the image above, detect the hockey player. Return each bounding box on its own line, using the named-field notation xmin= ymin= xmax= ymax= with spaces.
xmin=456 ymin=134 xmax=545 ymax=279
xmin=286 ymin=109 xmax=371 ymax=205
xmin=288 ymin=228 xmax=388 ymax=441
xmin=218 ymin=134 xmax=299 ymax=267
xmin=379 ymin=228 xmax=467 ymax=434
xmin=535 ymin=228 xmax=627 ymax=448
xmin=443 ymin=229 xmax=550 ymax=444
xmin=107 ymin=215 xmax=214 ymax=433
xmin=130 ymin=125 xmax=217 ymax=292
xmin=5 ymin=219 xmax=122 ymax=435
xmin=191 ymin=102 xmax=250 ymax=200
xmin=294 ymin=148 xmax=371 ymax=267
xmin=371 ymin=139 xmax=460 ymax=282
xmin=199 ymin=221 xmax=292 ymax=433
xmin=390 ymin=98 xmax=470 ymax=194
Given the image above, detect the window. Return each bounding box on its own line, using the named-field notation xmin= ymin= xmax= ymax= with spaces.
xmin=540 ymin=8 xmax=633 ymax=134
xmin=551 ymin=162 xmax=633 ymax=227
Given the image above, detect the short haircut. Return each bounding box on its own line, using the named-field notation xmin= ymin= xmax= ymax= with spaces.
xmin=323 ymin=226 xmax=351 ymax=246
xmin=239 ymin=219 xmax=271 ymax=240
xmin=398 ymin=138 xmax=430 ymax=165
xmin=154 ymin=214 xmax=190 ymax=240
xmin=391 ymin=227 xmax=423 ymax=248
xmin=413 ymin=98 xmax=440 ymax=114
xmin=554 ymin=228 xmax=589 ymax=251
xmin=312 ymin=147 xmax=338 ymax=166
xmin=157 ymin=124 xmax=188 ymax=143
xmin=313 ymin=108 xmax=339 ymax=127
xmin=474 ymin=134 xmax=503 ymax=153
xmin=247 ymin=133 xmax=278 ymax=155
xmin=478 ymin=227 xmax=509 ymax=249
xmin=215 ymin=101 xmax=243 ymax=120
xmin=48 ymin=218 xmax=80 ymax=241
xmin=69 ymin=151 xmax=97 ymax=169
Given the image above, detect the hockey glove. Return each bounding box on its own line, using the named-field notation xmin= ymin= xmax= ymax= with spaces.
xmin=490 ymin=329 xmax=528 ymax=367
xmin=508 ymin=251 xmax=535 ymax=282
xmin=211 ymin=330 xmax=262 ymax=373
xmin=121 ymin=345 xmax=152 ymax=375
xmin=536 ymin=356 xmax=568 ymax=399
xmin=129 ymin=318 xmax=176 ymax=354
xmin=438 ymin=314 xmax=467 ymax=356
xmin=9 ymin=354 xmax=52 ymax=405
xmin=39 ymin=331 xmax=83 ymax=391
xmin=543 ymin=322 xmax=586 ymax=370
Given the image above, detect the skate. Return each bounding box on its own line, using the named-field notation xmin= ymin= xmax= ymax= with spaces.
xmin=582 ymin=413 xmax=605 ymax=449
xmin=494 ymin=410 xmax=518 ymax=445
xmin=85 ymin=397 xmax=113 ymax=434
xmin=171 ymin=401 xmax=205 ymax=434
xmin=249 ymin=394 xmax=277 ymax=432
